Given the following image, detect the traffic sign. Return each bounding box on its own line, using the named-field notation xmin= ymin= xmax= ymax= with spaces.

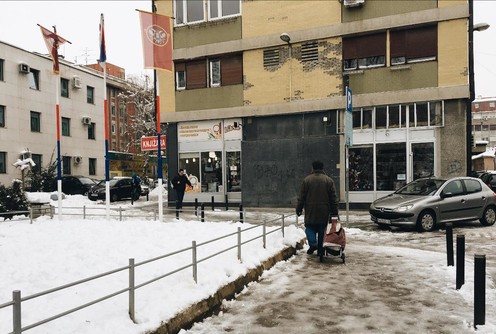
xmin=345 ymin=87 xmax=353 ymax=146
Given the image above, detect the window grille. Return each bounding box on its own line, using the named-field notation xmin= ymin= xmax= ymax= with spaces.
xmin=301 ymin=41 xmax=319 ymax=62
xmin=263 ymin=48 xmax=280 ymax=67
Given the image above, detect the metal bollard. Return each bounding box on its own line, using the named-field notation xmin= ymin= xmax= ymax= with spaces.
xmin=474 ymin=254 xmax=486 ymax=328
xmin=201 ymin=203 xmax=205 ymax=222
xmin=195 ymin=198 xmax=198 ymax=216
xmin=456 ymin=234 xmax=465 ymax=290
xmin=176 ymin=208 xmax=179 ymax=219
xmin=225 ymin=194 xmax=229 ymax=211
xmin=237 ymin=227 xmax=242 ymax=261
xmin=119 ymin=207 xmax=123 ymax=221
xmin=211 ymin=196 xmax=215 ymax=211
xmin=192 ymin=241 xmax=198 ymax=283
xmin=446 ymin=223 xmax=454 ymax=266
xmin=281 ymin=214 xmax=285 ymax=238
xmin=13 ymin=290 xmax=21 ymax=334
xmin=239 ymin=204 xmax=244 ymax=223
xmin=263 ymin=222 xmax=267 ymax=249
xmin=83 ymin=205 xmax=86 ymax=220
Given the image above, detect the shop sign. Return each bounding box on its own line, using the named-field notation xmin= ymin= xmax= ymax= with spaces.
xmin=178 ymin=119 xmax=242 ymax=142
xmin=141 ymin=136 xmax=167 ymax=151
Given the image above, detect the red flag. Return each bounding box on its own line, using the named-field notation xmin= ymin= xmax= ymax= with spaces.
xmin=138 ymin=10 xmax=172 ymax=71
xmin=38 ymin=24 xmax=70 ymax=74
xmin=99 ymin=13 xmax=107 ymax=68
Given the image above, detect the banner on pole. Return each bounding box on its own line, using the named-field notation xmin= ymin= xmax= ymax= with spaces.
xmin=38 ymin=24 xmax=71 ymax=74
xmin=138 ymin=10 xmax=172 ymax=71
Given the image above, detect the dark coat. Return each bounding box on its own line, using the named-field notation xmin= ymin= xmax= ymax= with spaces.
xmin=171 ymin=174 xmax=192 ymax=192
xmin=296 ymin=170 xmax=338 ymax=226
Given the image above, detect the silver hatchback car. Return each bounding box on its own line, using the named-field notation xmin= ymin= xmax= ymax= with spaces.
xmin=369 ymin=177 xmax=496 ymax=232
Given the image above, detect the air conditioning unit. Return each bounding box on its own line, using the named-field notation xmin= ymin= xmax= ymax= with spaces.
xmin=19 ymin=62 xmax=30 ymax=74
xmin=72 ymin=76 xmax=82 ymax=89
xmin=343 ymin=0 xmax=365 ymax=7
xmin=82 ymin=116 xmax=92 ymax=125
xmin=73 ymin=156 xmax=82 ymax=164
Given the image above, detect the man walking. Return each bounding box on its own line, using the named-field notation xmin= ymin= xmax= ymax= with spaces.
xmin=296 ymin=161 xmax=339 ymax=262
xmin=171 ymin=169 xmax=192 ymax=211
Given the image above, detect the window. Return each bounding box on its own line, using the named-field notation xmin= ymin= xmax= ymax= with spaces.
xmin=31 ymin=154 xmax=42 ymax=173
xmin=89 ymin=158 xmax=96 ymax=176
xmin=201 ymin=151 xmax=222 ymax=192
xmin=475 ymin=103 xmax=480 ymax=109
xmin=179 ymin=153 xmax=200 ymax=192
xmin=226 ymin=151 xmax=241 ymax=192
xmin=87 ymin=86 xmax=94 ymax=104
xmin=119 ymin=103 xmax=126 ymax=118
xmin=0 ymin=58 xmax=4 ymax=81
xmin=490 ymin=102 xmax=495 ymax=108
xmin=442 ymin=180 xmax=464 ymax=197
xmin=111 ymin=122 xmax=116 ymax=134
xmin=176 ymin=54 xmax=242 ymax=90
xmin=0 ymin=105 xmax=4 ymax=127
xmin=375 ymin=106 xmax=387 ymax=129
xmin=343 ymin=32 xmax=386 ymax=71
xmin=0 ymin=152 xmax=5 ymax=173
xmin=410 ymin=102 xmax=443 ymax=127
xmin=111 ymin=103 xmax=116 ymax=116
xmin=210 ymin=59 xmax=221 ymax=87
xmin=390 ymin=25 xmax=437 ymax=65
xmin=176 ymin=68 xmax=186 ymax=90
xmin=61 ymin=78 xmax=69 ymax=97
xmin=175 ymin=0 xmax=204 ymax=25
xmin=28 ymin=68 xmax=40 ymax=90
xmin=464 ymin=179 xmax=482 ymax=194
xmin=209 ymin=0 xmax=241 ymax=19
xmin=62 ymin=156 xmax=71 ymax=175
xmin=88 ymin=122 xmax=96 ymax=140
xmin=349 ymin=147 xmax=373 ymax=191
xmin=412 ymin=143 xmax=434 ymax=180
xmin=61 ymin=117 xmax=70 ymax=136
xmin=30 ymin=111 xmax=41 ymax=132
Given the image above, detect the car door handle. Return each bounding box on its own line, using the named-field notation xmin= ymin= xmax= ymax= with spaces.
xmin=460 ymin=199 xmax=466 ymax=203
xmin=482 ymin=196 xmax=486 ymax=200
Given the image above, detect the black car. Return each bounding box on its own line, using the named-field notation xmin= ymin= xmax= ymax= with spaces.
xmin=479 ymin=171 xmax=496 ymax=192
xmin=60 ymin=175 xmax=97 ymax=195
xmin=88 ymin=177 xmax=140 ymax=202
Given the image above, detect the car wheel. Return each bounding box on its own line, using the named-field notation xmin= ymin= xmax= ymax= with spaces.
xmin=480 ymin=206 xmax=496 ymax=226
xmin=417 ymin=210 xmax=436 ymax=232
xmin=111 ymin=193 xmax=119 ymax=202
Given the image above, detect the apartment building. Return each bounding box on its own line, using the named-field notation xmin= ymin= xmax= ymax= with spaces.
xmin=157 ymin=0 xmax=471 ymax=207
xmin=473 ymin=97 xmax=496 ymax=148
xmin=0 ymin=41 xmax=137 ymax=186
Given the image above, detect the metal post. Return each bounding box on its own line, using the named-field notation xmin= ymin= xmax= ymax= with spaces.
xmin=13 ymin=290 xmax=21 ymax=334
xmin=456 ymin=234 xmax=465 ymax=290
xmin=281 ymin=214 xmax=285 ymax=238
xmin=474 ymin=254 xmax=486 ymax=328
xmin=176 ymin=208 xmax=179 ymax=220
xmin=211 ymin=196 xmax=215 ymax=211
xmin=83 ymin=205 xmax=86 ymax=219
xmin=154 ymin=209 xmax=157 ymax=221
xmin=201 ymin=203 xmax=205 ymax=222
xmin=195 ymin=198 xmax=198 ymax=216
xmin=446 ymin=223 xmax=454 ymax=266
xmin=237 ymin=227 xmax=242 ymax=261
xmin=263 ymin=222 xmax=266 ymax=249
xmin=192 ymin=241 xmax=197 ymax=283
xmin=119 ymin=207 xmax=123 ymax=221
xmin=239 ymin=204 xmax=244 ymax=223
xmin=225 ymin=194 xmax=228 ymax=211
xmin=30 ymin=207 xmax=33 ymax=224
xmin=128 ymin=258 xmax=135 ymax=323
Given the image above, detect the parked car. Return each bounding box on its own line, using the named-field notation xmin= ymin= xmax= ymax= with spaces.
xmin=60 ymin=175 xmax=97 ymax=196
xmin=479 ymin=171 xmax=496 ymax=192
xmin=369 ymin=177 xmax=496 ymax=232
xmin=88 ymin=177 xmax=140 ymax=202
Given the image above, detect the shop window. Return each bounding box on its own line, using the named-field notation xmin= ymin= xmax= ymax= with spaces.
xmin=388 ymin=105 xmax=400 ymax=129
xmin=61 ymin=117 xmax=70 ymax=136
xmin=390 ymin=25 xmax=437 ymax=65
xmin=343 ymin=32 xmax=386 ymax=71
xmin=376 ymin=143 xmax=406 ymax=191
xmin=352 ymin=108 xmax=372 ymax=130
xmin=349 ymin=147 xmax=373 ymax=191
xmin=201 ymin=151 xmax=222 ymax=192
xmin=375 ymin=106 xmax=387 ymax=129
xmin=179 ymin=153 xmax=201 ymax=192
xmin=429 ymin=101 xmax=443 ymax=126
xmin=416 ymin=103 xmax=429 ymax=127
xmin=226 ymin=151 xmax=241 ymax=192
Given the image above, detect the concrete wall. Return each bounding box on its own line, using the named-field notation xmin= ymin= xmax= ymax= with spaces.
xmin=342 ymin=0 xmax=437 ymax=22
xmin=440 ymin=99 xmax=468 ymax=177
xmin=175 ymin=84 xmax=244 ymax=112
xmin=438 ymin=19 xmax=468 ymax=88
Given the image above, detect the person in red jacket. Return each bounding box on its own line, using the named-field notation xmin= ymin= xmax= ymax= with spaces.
xmin=296 ymin=161 xmax=339 ymax=262
xmin=171 ymin=169 xmax=192 ymax=211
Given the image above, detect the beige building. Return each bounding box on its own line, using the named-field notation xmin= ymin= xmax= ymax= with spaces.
xmin=156 ymin=0 xmax=472 ymax=207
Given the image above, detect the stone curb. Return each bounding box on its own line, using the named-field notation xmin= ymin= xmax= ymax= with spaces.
xmin=148 ymin=238 xmax=306 ymax=334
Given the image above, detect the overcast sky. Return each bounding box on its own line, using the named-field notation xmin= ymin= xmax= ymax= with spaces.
xmin=1 ymin=1 xmax=495 ymax=97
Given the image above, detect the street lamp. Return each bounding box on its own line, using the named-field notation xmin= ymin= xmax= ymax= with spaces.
xmin=467 ymin=0 xmax=490 ymax=175
xmin=280 ymin=32 xmax=292 ymax=102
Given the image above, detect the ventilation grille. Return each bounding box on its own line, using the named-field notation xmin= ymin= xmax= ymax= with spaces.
xmin=263 ymin=48 xmax=280 ymax=67
xmin=301 ymin=41 xmax=319 ymax=62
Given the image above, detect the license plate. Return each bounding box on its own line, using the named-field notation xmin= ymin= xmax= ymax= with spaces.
xmin=90 ymin=194 xmax=98 ymax=198
xmin=377 ymin=218 xmax=391 ymax=224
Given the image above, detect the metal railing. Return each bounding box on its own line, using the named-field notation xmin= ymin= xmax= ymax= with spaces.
xmin=0 ymin=212 xmax=300 ymax=334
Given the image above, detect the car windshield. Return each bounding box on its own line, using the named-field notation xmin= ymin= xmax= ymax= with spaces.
xmin=79 ymin=177 xmax=96 ymax=185
xmin=395 ymin=179 xmax=446 ymax=196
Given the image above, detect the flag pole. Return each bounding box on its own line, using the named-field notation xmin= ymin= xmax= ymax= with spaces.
xmin=55 ymin=65 xmax=62 ymax=220
xmin=152 ymin=1 xmax=164 ymax=222
xmin=99 ymin=13 xmax=110 ymax=220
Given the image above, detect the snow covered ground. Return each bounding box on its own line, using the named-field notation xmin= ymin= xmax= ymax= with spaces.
xmin=2 ymin=189 xmax=496 ymax=334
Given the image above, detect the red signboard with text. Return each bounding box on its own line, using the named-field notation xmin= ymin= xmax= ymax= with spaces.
xmin=141 ymin=136 xmax=166 ymax=151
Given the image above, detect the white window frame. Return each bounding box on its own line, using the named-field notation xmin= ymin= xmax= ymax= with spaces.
xmin=208 ymin=0 xmax=241 ymax=20
xmin=210 ymin=59 xmax=221 ymax=87
xmin=174 ymin=0 xmax=205 ymax=26
xmin=176 ymin=70 xmax=186 ymax=90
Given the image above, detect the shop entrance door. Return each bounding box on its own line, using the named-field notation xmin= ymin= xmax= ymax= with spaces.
xmin=411 ymin=142 xmax=435 ymax=181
